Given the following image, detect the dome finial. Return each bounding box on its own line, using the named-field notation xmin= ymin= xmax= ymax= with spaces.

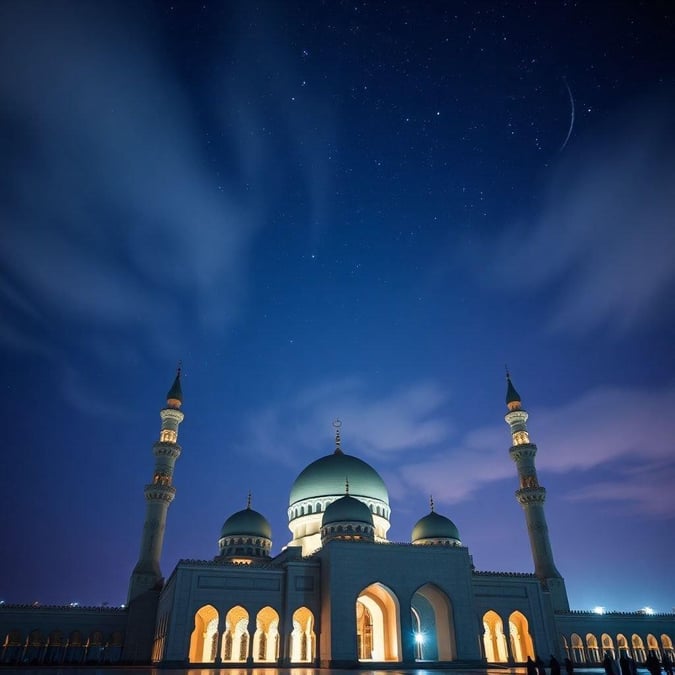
xmin=345 ymin=476 xmax=350 ymax=495
xmin=430 ymin=494 xmax=435 ymax=512
xmin=333 ymin=418 xmax=343 ymax=454
xmin=247 ymin=490 xmax=252 ymax=509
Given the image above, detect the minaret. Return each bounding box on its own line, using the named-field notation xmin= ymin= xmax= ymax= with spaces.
xmin=127 ymin=367 xmax=184 ymax=604
xmin=505 ymin=372 xmax=569 ymax=611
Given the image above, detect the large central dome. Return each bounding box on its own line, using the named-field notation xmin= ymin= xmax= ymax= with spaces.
xmin=287 ymin=448 xmax=391 ymax=554
xmin=289 ymin=451 xmax=389 ymax=506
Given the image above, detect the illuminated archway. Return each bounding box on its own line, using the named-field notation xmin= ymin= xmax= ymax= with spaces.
xmin=632 ymin=634 xmax=645 ymax=662
xmin=356 ymin=582 xmax=401 ymax=662
xmin=617 ymin=634 xmax=630 ymax=658
xmin=45 ymin=630 xmax=64 ymax=664
xmin=647 ymin=634 xmax=660 ymax=658
xmin=509 ymin=611 xmax=535 ymax=662
xmin=411 ymin=583 xmax=455 ymax=661
xmin=221 ymin=606 xmax=249 ymax=662
xmin=586 ymin=634 xmax=600 ymax=663
xmin=483 ymin=610 xmax=508 ymax=663
xmin=661 ymin=635 xmax=674 ymax=659
xmin=2 ymin=630 xmax=23 ymax=664
xmin=571 ymin=633 xmax=584 ymax=662
xmin=602 ymin=634 xmax=615 ymax=659
xmin=253 ymin=606 xmax=279 ymax=662
xmin=290 ymin=607 xmax=315 ymax=663
xmin=561 ymin=635 xmax=570 ymax=660
xmin=66 ymin=631 xmax=84 ymax=663
xmin=188 ymin=604 xmax=219 ymax=663
xmin=24 ymin=630 xmax=44 ymax=664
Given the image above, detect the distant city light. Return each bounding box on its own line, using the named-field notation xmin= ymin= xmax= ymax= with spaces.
xmin=593 ymin=606 xmax=605 ymax=615
xmin=414 ymin=632 xmax=424 ymax=644
xmin=642 ymin=606 xmax=654 ymax=615
xmin=69 ymin=602 xmax=79 ymax=607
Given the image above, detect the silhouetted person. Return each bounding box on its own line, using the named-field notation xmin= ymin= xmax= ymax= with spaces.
xmin=646 ymin=652 xmax=662 ymax=675
xmin=604 ymin=653 xmax=615 ymax=675
xmin=536 ymin=655 xmax=546 ymax=675
xmin=662 ymin=653 xmax=673 ymax=675
xmin=551 ymin=655 xmax=561 ymax=675
xmin=564 ymin=657 xmax=574 ymax=675
xmin=620 ymin=654 xmax=631 ymax=675
xmin=527 ymin=656 xmax=538 ymax=675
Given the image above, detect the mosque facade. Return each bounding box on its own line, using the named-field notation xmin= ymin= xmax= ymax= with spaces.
xmin=1 ymin=372 xmax=673 ymax=667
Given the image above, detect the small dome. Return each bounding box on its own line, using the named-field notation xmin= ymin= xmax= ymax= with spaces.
xmin=220 ymin=507 xmax=272 ymax=540
xmin=412 ymin=510 xmax=460 ymax=544
xmin=322 ymin=494 xmax=374 ymax=527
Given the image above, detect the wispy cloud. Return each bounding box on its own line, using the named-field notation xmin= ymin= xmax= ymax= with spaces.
xmin=0 ymin=3 xmax=332 ymax=365
xmin=240 ymin=378 xmax=675 ymax=518
xmin=394 ymin=383 xmax=675 ymax=517
xmin=237 ymin=378 xmax=453 ymax=468
xmin=479 ymin=94 xmax=675 ymax=334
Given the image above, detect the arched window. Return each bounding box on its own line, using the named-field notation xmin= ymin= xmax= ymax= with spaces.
xmin=571 ymin=634 xmax=585 ymax=663
xmin=188 ymin=605 xmax=219 ymax=663
xmin=290 ymin=607 xmax=315 ymax=663
xmin=586 ymin=634 xmax=600 ymax=663
xmin=617 ymin=634 xmax=630 ymax=658
xmin=661 ymin=635 xmax=674 ymax=659
xmin=509 ymin=612 xmax=535 ymax=662
xmin=647 ymin=634 xmax=660 ymax=658
xmin=632 ymin=635 xmax=645 ymax=662
xmin=602 ymin=634 xmax=615 ymax=659
xmin=221 ymin=606 xmax=249 ymax=662
xmin=483 ymin=611 xmax=508 ymax=662
xmin=253 ymin=606 xmax=279 ymax=663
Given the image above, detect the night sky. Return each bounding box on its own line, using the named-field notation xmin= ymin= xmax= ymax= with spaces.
xmin=1 ymin=2 xmax=674 ymax=612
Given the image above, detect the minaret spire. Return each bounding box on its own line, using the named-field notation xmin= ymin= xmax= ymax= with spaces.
xmin=504 ymin=372 xmax=569 ymax=611
xmin=127 ymin=368 xmax=185 ymax=604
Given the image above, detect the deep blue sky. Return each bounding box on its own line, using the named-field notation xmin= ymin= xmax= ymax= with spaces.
xmin=1 ymin=2 xmax=673 ymax=612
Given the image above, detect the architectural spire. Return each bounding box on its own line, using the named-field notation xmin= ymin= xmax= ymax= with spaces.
xmin=504 ymin=373 xmax=569 ymax=611
xmin=345 ymin=476 xmax=350 ymax=495
xmin=247 ymin=490 xmax=252 ymax=509
xmin=166 ymin=362 xmax=183 ymax=408
xmin=128 ymin=369 xmax=185 ymax=605
xmin=505 ymin=368 xmax=521 ymax=410
xmin=430 ymin=494 xmax=435 ymax=512
xmin=333 ymin=418 xmax=343 ymax=454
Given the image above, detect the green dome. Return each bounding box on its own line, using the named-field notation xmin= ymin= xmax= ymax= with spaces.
xmin=289 ymin=452 xmax=389 ymax=507
xmin=322 ymin=495 xmax=374 ymax=527
xmin=220 ymin=508 xmax=272 ymax=540
xmin=412 ymin=511 xmax=460 ymax=543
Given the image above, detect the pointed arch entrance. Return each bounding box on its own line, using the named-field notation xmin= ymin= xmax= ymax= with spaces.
xmin=253 ymin=606 xmax=279 ymax=662
xmin=188 ymin=604 xmax=219 ymax=663
xmin=356 ymin=582 xmax=401 ymax=662
xmin=509 ymin=611 xmax=535 ymax=662
xmin=410 ymin=583 xmax=455 ymax=661
xmin=221 ymin=605 xmax=249 ymax=662
xmin=290 ymin=606 xmax=315 ymax=663
xmin=483 ymin=610 xmax=508 ymax=662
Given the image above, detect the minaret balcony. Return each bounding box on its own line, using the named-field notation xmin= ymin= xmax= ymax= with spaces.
xmin=144 ymin=483 xmax=177 ymax=503
xmin=515 ymin=486 xmax=546 ymax=505
xmin=509 ymin=443 xmax=537 ymax=460
xmin=153 ymin=441 xmax=182 ymax=458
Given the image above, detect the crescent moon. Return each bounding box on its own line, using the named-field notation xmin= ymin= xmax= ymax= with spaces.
xmin=559 ymin=77 xmax=575 ymax=152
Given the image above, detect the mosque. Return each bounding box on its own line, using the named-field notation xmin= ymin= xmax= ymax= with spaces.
xmin=1 ymin=371 xmax=673 ymax=667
